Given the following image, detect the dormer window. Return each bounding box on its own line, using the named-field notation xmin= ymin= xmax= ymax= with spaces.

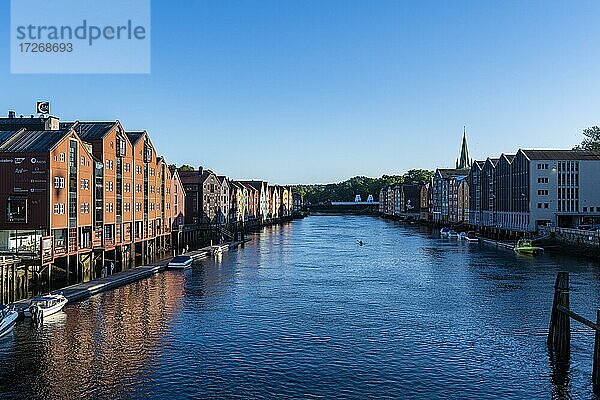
xmin=116 ymin=135 xmax=126 ymax=157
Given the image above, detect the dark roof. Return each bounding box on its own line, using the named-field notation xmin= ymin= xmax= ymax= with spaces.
xmin=217 ymin=175 xmax=228 ymax=184
xmin=0 ymin=116 xmax=58 ymax=130
xmin=520 ymin=149 xmax=600 ymax=160
xmin=437 ymin=168 xmax=470 ymax=179
xmin=69 ymin=122 xmax=116 ymax=141
xmin=501 ymin=154 xmax=516 ymax=162
xmin=126 ymin=131 xmax=145 ymax=144
xmin=239 ymin=180 xmax=265 ymax=191
xmin=0 ymin=128 xmax=72 ymax=152
xmin=0 ymin=130 xmax=22 ymax=146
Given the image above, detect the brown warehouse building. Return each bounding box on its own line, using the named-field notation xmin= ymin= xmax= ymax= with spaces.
xmin=0 ymin=111 xmax=184 ymax=283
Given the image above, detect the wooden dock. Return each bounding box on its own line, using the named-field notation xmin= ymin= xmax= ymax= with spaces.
xmin=479 ymin=237 xmax=515 ymax=250
xmin=9 ymin=240 xmax=248 ymax=313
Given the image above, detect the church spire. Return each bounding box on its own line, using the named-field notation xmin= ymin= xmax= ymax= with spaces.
xmin=456 ymin=126 xmax=471 ymax=169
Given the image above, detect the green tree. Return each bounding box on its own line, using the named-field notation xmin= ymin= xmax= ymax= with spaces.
xmin=178 ymin=164 xmax=196 ymax=172
xmin=402 ymin=169 xmax=434 ymax=184
xmin=574 ymin=126 xmax=600 ymax=152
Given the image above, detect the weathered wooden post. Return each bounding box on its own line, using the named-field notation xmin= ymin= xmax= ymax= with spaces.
xmin=548 ymin=271 xmax=570 ymax=360
xmin=593 ymin=309 xmax=600 ymax=392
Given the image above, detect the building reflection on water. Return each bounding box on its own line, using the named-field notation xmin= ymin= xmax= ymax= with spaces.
xmin=0 ymin=271 xmax=186 ymax=400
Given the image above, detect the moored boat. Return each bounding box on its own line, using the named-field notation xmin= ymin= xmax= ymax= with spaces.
xmin=168 ymin=255 xmax=193 ymax=270
xmin=514 ymin=239 xmax=544 ymax=255
xmin=448 ymin=230 xmax=459 ymax=239
xmin=23 ymin=294 xmax=68 ymax=319
xmin=0 ymin=305 xmax=18 ymax=338
xmin=458 ymin=232 xmax=467 ymax=240
xmin=440 ymin=227 xmax=450 ymax=237
xmin=464 ymin=231 xmax=479 ymax=242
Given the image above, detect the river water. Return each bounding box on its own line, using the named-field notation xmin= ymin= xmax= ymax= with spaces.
xmin=1 ymin=215 xmax=600 ymax=399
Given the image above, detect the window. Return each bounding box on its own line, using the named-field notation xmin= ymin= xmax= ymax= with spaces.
xmin=597 ymin=207 xmax=600 ymax=212
xmin=124 ymin=203 xmax=131 ymax=212
xmin=537 ymin=177 xmax=548 ymax=184
xmin=60 ymin=153 xmax=65 ymax=162
xmin=105 ymin=202 xmax=113 ymax=213
xmin=544 ymin=203 xmax=549 ymax=209
xmin=106 ymin=181 xmax=113 ymax=191
xmin=583 ymin=207 xmax=588 ymax=212
xmin=537 ymin=203 xmax=542 ymax=208
xmin=150 ymin=203 xmax=154 ymax=211
xmin=124 ymin=183 xmax=131 ymax=192
xmin=150 ymin=168 xmax=154 ymax=176
xmin=81 ymin=179 xmax=89 ymax=190
xmin=80 ymin=203 xmax=90 ymax=213
xmin=7 ymin=197 xmax=26 ymax=222
xmin=136 ymin=165 xmax=141 ymax=174
xmin=537 ymin=189 xmax=548 ymax=196
xmin=124 ymin=163 xmax=131 ymax=173
xmin=136 ymin=184 xmax=142 ymax=193
xmin=53 ymin=203 xmax=65 ymax=214
xmin=54 ymin=176 xmax=65 ymax=189
xmin=150 ymin=186 xmax=154 ymax=194
xmin=80 ymin=156 xmax=85 ymax=166
xmin=105 ymin=159 xmax=113 ymax=170
xmin=136 ymin=203 xmax=141 ymax=212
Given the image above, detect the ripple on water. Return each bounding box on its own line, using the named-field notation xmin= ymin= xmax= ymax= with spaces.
xmin=1 ymin=216 xmax=600 ymax=399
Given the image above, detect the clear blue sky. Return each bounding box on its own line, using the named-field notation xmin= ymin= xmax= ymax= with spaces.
xmin=1 ymin=0 xmax=599 ymax=184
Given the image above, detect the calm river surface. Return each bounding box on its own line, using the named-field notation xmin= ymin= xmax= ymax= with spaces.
xmin=1 ymin=215 xmax=600 ymax=399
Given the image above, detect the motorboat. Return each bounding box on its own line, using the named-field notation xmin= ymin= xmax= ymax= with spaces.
xmin=24 ymin=293 xmax=68 ymax=319
xmin=458 ymin=232 xmax=467 ymax=240
xmin=168 ymin=255 xmax=193 ymax=270
xmin=448 ymin=230 xmax=459 ymax=239
xmin=514 ymin=239 xmax=544 ymax=256
xmin=211 ymin=246 xmax=223 ymax=256
xmin=0 ymin=305 xmax=18 ymax=338
xmin=464 ymin=231 xmax=479 ymax=242
xmin=440 ymin=227 xmax=450 ymax=237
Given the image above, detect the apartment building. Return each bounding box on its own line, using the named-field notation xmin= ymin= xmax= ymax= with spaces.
xmin=468 ymin=149 xmax=600 ymax=232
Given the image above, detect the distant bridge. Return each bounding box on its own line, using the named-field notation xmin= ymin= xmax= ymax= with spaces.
xmin=304 ymin=202 xmax=379 ymax=215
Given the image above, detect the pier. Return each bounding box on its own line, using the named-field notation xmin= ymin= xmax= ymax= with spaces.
xmin=9 ymin=240 xmax=247 ymax=313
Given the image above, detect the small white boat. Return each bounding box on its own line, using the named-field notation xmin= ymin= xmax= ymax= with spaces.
xmin=24 ymin=294 xmax=68 ymax=319
xmin=211 ymin=246 xmax=223 ymax=256
xmin=0 ymin=305 xmax=18 ymax=338
xmin=440 ymin=227 xmax=450 ymax=237
xmin=458 ymin=232 xmax=467 ymax=240
xmin=465 ymin=231 xmax=479 ymax=242
xmin=168 ymin=255 xmax=193 ymax=270
xmin=448 ymin=230 xmax=459 ymax=239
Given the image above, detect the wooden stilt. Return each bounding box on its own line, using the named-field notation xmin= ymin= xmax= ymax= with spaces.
xmin=594 ymin=309 xmax=600 ymax=392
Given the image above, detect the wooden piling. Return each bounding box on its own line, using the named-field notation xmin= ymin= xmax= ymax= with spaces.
xmin=594 ymin=309 xmax=600 ymax=391
xmin=548 ymin=271 xmax=570 ymax=359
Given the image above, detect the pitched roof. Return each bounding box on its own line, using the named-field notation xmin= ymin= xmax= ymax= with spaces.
xmin=436 ymin=168 xmax=470 ymax=179
xmin=69 ymin=121 xmax=117 ymax=141
xmin=0 ymin=130 xmax=22 ymax=146
xmin=238 ymin=180 xmax=265 ymax=191
xmin=126 ymin=131 xmax=145 ymax=145
xmin=0 ymin=127 xmax=72 ymax=152
xmin=520 ymin=149 xmax=600 ymax=160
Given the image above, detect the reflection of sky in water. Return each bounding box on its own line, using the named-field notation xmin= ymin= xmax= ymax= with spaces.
xmin=1 ymin=216 xmax=600 ymax=399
